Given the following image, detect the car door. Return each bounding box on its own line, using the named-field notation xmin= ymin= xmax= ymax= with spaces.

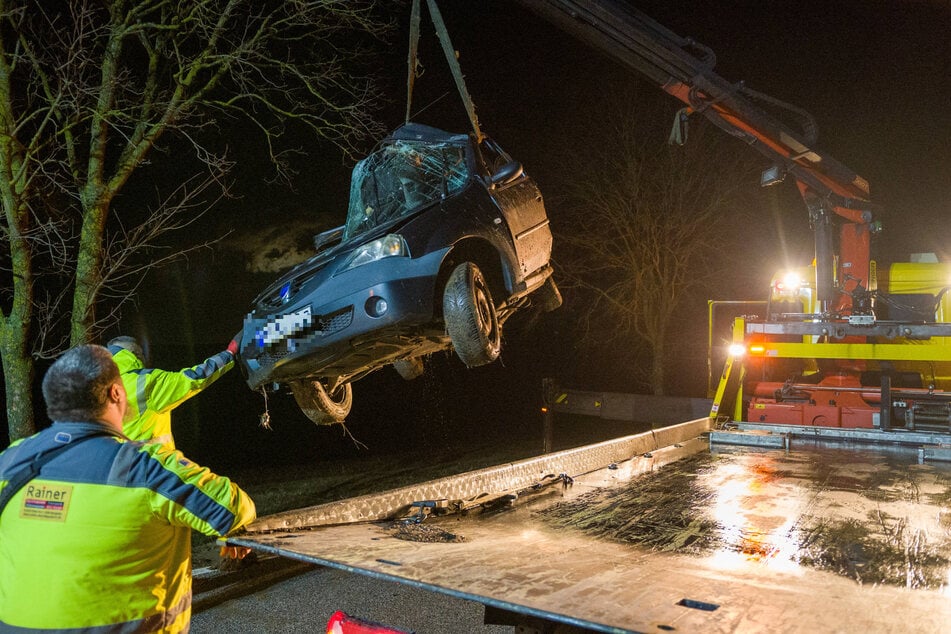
xmin=480 ymin=139 xmax=552 ymax=278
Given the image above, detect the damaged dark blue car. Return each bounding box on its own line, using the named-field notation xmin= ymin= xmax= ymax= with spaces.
xmin=238 ymin=123 xmax=560 ymax=424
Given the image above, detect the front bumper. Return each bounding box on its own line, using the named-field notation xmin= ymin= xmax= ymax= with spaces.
xmin=239 ymin=248 xmax=448 ymax=389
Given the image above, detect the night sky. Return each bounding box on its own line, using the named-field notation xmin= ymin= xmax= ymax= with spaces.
xmin=625 ymin=0 xmax=951 ymax=262
xmin=447 ymin=1 xmax=951 ymax=260
xmin=5 ymin=1 xmax=949 ymax=464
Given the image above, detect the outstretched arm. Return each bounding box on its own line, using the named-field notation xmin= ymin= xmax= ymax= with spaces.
xmin=146 ymin=345 xmax=236 ymax=414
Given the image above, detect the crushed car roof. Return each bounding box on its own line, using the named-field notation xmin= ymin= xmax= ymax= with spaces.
xmin=383 ymin=122 xmax=469 ymax=145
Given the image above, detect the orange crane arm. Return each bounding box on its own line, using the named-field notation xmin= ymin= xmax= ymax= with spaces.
xmin=517 ymin=0 xmax=879 ymax=306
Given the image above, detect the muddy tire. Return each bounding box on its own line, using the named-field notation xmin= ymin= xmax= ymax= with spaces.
xmin=290 ymin=379 xmax=352 ymax=424
xmin=393 ymin=357 xmax=426 ymax=381
xmin=443 ymin=262 xmax=501 ymax=367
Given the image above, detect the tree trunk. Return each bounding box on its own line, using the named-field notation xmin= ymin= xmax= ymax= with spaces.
xmin=1 ymin=232 xmax=36 ymax=440
xmin=0 ymin=158 xmax=37 ymax=441
xmin=70 ymin=202 xmax=108 ymax=345
xmin=1 ymin=323 xmax=35 ymax=442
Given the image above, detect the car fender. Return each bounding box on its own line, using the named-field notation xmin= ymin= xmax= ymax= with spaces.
xmin=437 ymin=235 xmax=518 ymax=309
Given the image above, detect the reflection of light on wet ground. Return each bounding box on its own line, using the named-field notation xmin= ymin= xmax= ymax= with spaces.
xmin=705 ymin=456 xmax=804 ymax=573
xmin=703 ymin=446 xmax=951 ymax=588
xmin=540 ymin=442 xmax=951 ymax=590
xmin=705 ymin=547 xmax=804 ymax=576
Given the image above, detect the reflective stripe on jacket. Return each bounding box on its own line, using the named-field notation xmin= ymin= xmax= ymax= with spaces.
xmin=110 ymin=347 xmax=234 ymax=450
xmin=0 ymin=421 xmax=256 ymax=632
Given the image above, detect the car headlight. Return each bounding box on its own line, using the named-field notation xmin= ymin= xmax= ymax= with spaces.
xmin=336 ymin=234 xmax=409 ymax=274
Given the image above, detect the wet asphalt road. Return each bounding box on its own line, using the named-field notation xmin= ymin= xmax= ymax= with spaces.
xmin=191 ymin=564 xmax=512 ymax=634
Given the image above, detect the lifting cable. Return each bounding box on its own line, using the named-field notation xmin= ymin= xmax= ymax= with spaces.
xmin=405 ymin=0 xmax=421 ymax=123
xmin=405 ymin=0 xmax=484 ymax=143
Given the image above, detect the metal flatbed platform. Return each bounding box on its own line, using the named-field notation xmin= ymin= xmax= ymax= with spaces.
xmin=228 ymin=419 xmax=951 ymax=633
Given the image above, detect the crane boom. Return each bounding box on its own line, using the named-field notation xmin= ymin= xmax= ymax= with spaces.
xmin=516 ymin=0 xmax=878 ymax=307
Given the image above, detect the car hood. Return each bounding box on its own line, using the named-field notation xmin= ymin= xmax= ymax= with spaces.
xmin=250 ymin=207 xmax=431 ymax=311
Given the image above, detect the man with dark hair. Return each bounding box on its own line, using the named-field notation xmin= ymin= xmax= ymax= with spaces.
xmin=42 ymin=342 xmax=124 ymax=420
xmin=0 ymin=344 xmax=256 ymax=632
xmin=107 ymin=334 xmax=239 ymax=450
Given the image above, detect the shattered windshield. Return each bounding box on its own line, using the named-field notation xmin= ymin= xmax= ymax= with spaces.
xmin=344 ymin=140 xmax=469 ymax=241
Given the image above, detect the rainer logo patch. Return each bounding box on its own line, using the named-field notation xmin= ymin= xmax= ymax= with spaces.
xmin=20 ymin=482 xmax=73 ymax=522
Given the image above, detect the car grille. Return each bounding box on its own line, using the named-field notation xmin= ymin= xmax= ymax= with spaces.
xmin=258 ymin=273 xmax=317 ymax=310
xmin=257 ymin=348 xmax=291 ymax=366
xmin=317 ymin=307 xmax=353 ymax=335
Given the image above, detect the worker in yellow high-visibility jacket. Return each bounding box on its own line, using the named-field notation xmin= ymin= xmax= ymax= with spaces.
xmin=0 ymin=344 xmax=256 ymax=633
xmin=107 ymin=334 xmax=238 ymax=451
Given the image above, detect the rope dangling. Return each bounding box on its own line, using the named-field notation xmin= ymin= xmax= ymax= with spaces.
xmin=405 ymin=0 xmax=422 ymax=124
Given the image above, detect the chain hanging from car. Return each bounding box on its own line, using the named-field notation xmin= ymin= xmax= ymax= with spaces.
xmin=405 ymin=0 xmax=484 ymax=143
xmin=258 ymin=387 xmax=272 ymax=430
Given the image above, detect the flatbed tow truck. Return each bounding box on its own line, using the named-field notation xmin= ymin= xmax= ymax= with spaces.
xmin=226 ymin=2 xmax=951 ymax=631
xmin=226 ymin=416 xmax=951 ymax=632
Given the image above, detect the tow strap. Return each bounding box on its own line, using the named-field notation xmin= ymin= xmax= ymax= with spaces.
xmin=0 ymin=430 xmax=112 ymax=517
xmin=405 ymin=0 xmax=484 ymax=143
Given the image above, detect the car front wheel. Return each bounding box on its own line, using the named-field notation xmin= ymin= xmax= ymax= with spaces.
xmin=443 ymin=262 xmax=501 ymax=367
xmin=290 ymin=379 xmax=352 ymax=424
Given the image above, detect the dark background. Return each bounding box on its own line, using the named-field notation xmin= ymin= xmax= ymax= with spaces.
xmin=6 ymin=1 xmax=950 ymax=469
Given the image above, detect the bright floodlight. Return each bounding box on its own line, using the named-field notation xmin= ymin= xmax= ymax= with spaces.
xmin=781 ymin=271 xmax=801 ymax=290
xmin=728 ymin=343 xmax=746 ymax=357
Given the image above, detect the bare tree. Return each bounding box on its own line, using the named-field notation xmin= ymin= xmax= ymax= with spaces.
xmin=556 ymin=92 xmax=762 ymax=396
xmin=0 ymin=0 xmax=392 ymax=441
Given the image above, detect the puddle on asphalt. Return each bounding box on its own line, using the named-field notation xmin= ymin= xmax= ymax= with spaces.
xmin=538 ymin=443 xmax=951 ymax=590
